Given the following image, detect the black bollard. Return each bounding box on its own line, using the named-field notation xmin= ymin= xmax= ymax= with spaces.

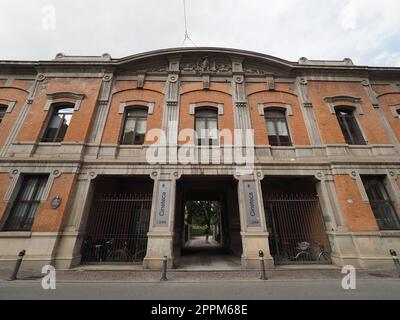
xmin=160 ymin=256 xmax=168 ymax=281
xmin=259 ymin=250 xmax=267 ymax=280
xmin=8 ymin=250 xmax=26 ymax=281
xmin=389 ymin=250 xmax=400 ymax=278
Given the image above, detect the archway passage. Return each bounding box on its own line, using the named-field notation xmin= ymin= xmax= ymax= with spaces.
xmin=184 ymin=200 xmax=222 ymax=249
xmin=174 ymin=176 xmax=242 ymax=270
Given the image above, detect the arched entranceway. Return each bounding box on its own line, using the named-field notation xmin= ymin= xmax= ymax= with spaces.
xmin=173 ymin=176 xmax=242 ymax=270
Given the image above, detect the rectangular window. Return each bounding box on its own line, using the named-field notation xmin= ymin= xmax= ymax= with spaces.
xmin=2 ymin=175 xmax=48 ymax=231
xmin=195 ymin=109 xmax=219 ymax=146
xmin=361 ymin=176 xmax=400 ymax=230
xmin=121 ymin=108 xmax=148 ymax=145
xmin=265 ymin=109 xmax=292 ymax=146
xmin=0 ymin=106 xmax=7 ymax=124
xmin=336 ymin=109 xmax=366 ymax=145
xmin=41 ymin=106 xmax=74 ymax=142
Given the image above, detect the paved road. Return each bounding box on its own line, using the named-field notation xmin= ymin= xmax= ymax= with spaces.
xmin=0 ymin=279 xmax=399 ymax=300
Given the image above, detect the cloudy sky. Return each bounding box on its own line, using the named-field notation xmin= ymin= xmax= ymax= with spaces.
xmin=0 ymin=0 xmax=399 ymax=66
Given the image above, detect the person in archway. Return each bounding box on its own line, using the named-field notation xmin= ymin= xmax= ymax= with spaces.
xmin=204 ymin=225 xmax=210 ymax=244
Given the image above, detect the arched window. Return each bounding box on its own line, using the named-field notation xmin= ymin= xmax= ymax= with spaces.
xmin=120 ymin=108 xmax=148 ymax=145
xmin=195 ymin=108 xmax=218 ymax=146
xmin=0 ymin=104 xmax=7 ymax=124
xmin=41 ymin=105 xmax=74 ymax=142
xmin=335 ymin=107 xmax=366 ymax=145
xmin=264 ymin=109 xmax=292 ymax=146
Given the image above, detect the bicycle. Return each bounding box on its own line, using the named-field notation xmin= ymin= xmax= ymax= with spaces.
xmin=292 ymin=241 xmax=330 ymax=262
xmin=107 ymin=241 xmax=133 ymax=262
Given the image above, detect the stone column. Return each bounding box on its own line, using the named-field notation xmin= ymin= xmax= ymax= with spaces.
xmin=235 ymin=173 xmax=273 ymax=269
xmin=143 ymin=171 xmax=180 ymax=269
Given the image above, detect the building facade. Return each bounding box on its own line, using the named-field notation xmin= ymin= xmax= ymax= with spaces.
xmin=0 ymin=48 xmax=399 ymax=270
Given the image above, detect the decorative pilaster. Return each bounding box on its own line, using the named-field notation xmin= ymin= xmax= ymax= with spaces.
xmin=88 ymin=73 xmax=114 ymax=145
xmin=235 ymin=172 xmax=273 ymax=269
xmin=231 ymin=58 xmax=252 ymax=130
xmin=54 ymin=172 xmax=96 ymax=268
xmin=143 ymin=171 xmax=181 ymax=269
xmin=0 ymin=75 xmax=42 ymax=157
xmin=295 ymin=77 xmax=323 ymax=145
xmin=162 ymin=57 xmax=181 ymax=149
xmin=362 ymin=79 xmax=399 ymax=147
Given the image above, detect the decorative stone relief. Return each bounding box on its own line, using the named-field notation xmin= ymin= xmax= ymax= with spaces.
xmin=295 ymin=78 xmax=312 ymax=108
xmin=266 ymin=75 xmax=275 ymax=91
xmin=180 ymin=57 xmax=232 ymax=74
xmin=36 ymin=74 xmax=46 ymax=81
xmin=136 ymin=73 xmax=145 ymax=89
xmin=202 ymin=74 xmax=210 ymax=90
xmin=362 ymin=79 xmax=380 ymax=108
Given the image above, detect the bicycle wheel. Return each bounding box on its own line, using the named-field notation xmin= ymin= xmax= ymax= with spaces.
xmin=318 ymin=251 xmax=330 ymax=262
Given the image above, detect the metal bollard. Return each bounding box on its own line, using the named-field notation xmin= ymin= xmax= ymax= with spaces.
xmin=8 ymin=250 xmax=26 ymax=281
xmin=160 ymin=256 xmax=168 ymax=281
xmin=259 ymin=250 xmax=267 ymax=280
xmin=389 ymin=249 xmax=400 ymax=278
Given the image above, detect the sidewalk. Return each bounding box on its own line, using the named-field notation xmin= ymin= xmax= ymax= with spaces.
xmin=1 ymin=265 xmax=399 ymax=282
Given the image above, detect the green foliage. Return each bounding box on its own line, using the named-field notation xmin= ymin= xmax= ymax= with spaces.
xmin=190 ymin=225 xmax=207 ymax=236
xmin=185 ymin=200 xmax=220 ymax=227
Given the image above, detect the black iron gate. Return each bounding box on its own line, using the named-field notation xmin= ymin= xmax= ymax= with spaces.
xmin=81 ymin=193 xmax=152 ymax=263
xmin=263 ymin=193 xmax=332 ymax=265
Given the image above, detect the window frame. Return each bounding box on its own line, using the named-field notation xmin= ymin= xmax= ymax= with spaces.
xmin=194 ymin=107 xmax=219 ymax=146
xmin=119 ymin=107 xmax=149 ymax=145
xmin=0 ymin=104 xmax=7 ymax=124
xmin=2 ymin=175 xmax=49 ymax=232
xmin=41 ymin=104 xmax=74 ymax=143
xmin=264 ymin=108 xmax=292 ymax=147
xmin=361 ymin=175 xmax=400 ymax=231
xmin=335 ymin=107 xmax=367 ymax=145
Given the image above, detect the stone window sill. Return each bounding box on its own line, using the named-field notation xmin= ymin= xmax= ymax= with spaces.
xmin=0 ymin=231 xmax=32 ymax=238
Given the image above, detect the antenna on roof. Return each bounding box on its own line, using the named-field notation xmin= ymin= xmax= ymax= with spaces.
xmin=181 ymin=0 xmax=197 ymax=47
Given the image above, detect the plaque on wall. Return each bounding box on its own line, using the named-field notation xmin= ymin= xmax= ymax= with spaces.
xmin=244 ymin=181 xmax=261 ymax=226
xmin=155 ymin=181 xmax=171 ymax=226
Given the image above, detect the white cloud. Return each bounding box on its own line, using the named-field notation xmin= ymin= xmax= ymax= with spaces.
xmin=0 ymin=0 xmax=398 ymax=66
xmin=373 ymin=51 xmax=400 ymax=67
xmin=340 ymin=0 xmax=358 ymax=30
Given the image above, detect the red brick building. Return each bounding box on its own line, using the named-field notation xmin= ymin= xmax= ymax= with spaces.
xmin=0 ymin=48 xmax=399 ymax=270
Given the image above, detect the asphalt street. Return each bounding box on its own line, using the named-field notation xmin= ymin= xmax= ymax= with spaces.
xmin=0 ymin=279 xmax=399 ymax=300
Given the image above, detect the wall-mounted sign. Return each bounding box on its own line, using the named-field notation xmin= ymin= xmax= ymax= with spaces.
xmin=51 ymin=196 xmax=62 ymax=209
xmin=155 ymin=181 xmax=171 ymax=226
xmin=244 ymin=181 xmax=260 ymax=226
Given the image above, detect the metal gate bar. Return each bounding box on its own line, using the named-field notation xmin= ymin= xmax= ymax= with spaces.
xmin=264 ymin=193 xmax=331 ymax=265
xmin=81 ymin=193 xmax=152 ymax=263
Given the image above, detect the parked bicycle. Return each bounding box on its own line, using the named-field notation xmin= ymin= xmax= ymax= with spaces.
xmin=292 ymin=241 xmax=330 ymax=262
